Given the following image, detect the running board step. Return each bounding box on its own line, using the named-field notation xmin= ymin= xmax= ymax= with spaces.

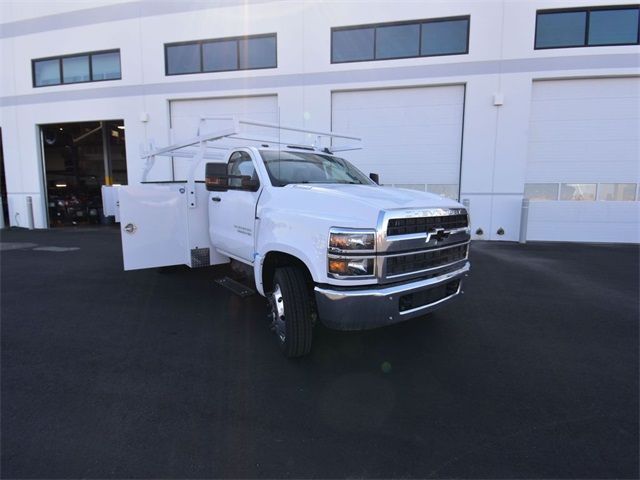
xmin=214 ymin=277 xmax=256 ymax=297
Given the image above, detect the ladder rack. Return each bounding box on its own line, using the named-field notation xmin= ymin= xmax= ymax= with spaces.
xmin=139 ymin=117 xmax=363 ymax=209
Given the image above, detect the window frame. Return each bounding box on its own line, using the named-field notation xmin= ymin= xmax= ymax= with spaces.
xmin=31 ymin=49 xmax=121 ymax=88
xmin=331 ymin=15 xmax=470 ymax=64
xmin=164 ymin=33 xmax=278 ymax=76
xmin=534 ymin=4 xmax=640 ymax=50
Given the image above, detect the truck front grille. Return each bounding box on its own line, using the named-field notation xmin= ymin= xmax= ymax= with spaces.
xmin=399 ymin=279 xmax=461 ymax=313
xmin=386 ymin=243 xmax=468 ymax=277
xmin=387 ymin=214 xmax=468 ymax=236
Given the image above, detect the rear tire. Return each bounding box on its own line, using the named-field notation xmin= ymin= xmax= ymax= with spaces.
xmin=269 ymin=266 xmax=314 ymax=357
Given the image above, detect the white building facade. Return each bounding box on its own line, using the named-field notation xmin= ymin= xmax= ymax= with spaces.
xmin=1 ymin=0 xmax=638 ymax=242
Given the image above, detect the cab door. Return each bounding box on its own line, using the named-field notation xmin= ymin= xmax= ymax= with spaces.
xmin=208 ymin=150 xmax=262 ymax=263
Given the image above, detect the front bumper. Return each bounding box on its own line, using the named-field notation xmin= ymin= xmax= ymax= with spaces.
xmin=314 ymin=262 xmax=470 ymax=330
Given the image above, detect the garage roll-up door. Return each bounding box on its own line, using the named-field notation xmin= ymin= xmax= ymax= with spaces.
xmin=332 ymin=85 xmax=465 ymax=199
xmin=169 ymin=95 xmax=278 ymax=180
xmin=526 ymin=78 xmax=639 ymax=243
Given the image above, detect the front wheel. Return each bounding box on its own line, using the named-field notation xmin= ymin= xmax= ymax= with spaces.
xmin=268 ymin=266 xmax=314 ymax=357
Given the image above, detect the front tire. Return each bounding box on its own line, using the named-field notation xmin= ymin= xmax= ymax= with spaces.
xmin=269 ymin=266 xmax=314 ymax=357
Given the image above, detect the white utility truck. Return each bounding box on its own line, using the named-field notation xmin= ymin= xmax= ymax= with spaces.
xmin=103 ymin=118 xmax=470 ymax=357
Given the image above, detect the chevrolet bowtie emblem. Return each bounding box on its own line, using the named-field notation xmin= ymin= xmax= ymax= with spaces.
xmin=428 ymin=227 xmax=450 ymax=243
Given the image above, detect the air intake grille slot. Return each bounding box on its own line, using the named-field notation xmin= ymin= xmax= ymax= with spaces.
xmin=399 ymin=279 xmax=461 ymax=313
xmin=387 ymin=243 xmax=468 ymax=276
xmin=387 ymin=214 xmax=468 ymax=236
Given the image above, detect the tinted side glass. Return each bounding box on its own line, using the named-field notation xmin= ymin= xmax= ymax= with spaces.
xmin=34 ymin=59 xmax=61 ymax=86
xmin=421 ymin=19 xmax=469 ymax=55
xmin=166 ymin=43 xmax=201 ymax=74
xmin=588 ymin=8 xmax=639 ymax=45
xmin=238 ymin=36 xmax=276 ymax=69
xmin=536 ymin=11 xmax=586 ymax=48
xmin=62 ymin=55 xmax=90 ymax=83
xmin=203 ymin=40 xmax=238 ymax=71
xmin=228 ymin=152 xmax=257 ymax=188
xmin=332 ymin=28 xmax=375 ymax=62
xmin=375 ymin=23 xmax=420 ymax=59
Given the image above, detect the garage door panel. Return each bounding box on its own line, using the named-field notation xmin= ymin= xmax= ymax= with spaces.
xmin=333 ymin=87 xmax=463 ymax=109
xmin=333 ymin=105 xmax=462 ymax=128
xmin=526 ymin=78 xmax=639 ymax=243
xmin=344 ymin=127 xmax=462 ymax=146
xmin=528 ymin=202 xmax=640 ymax=243
xmin=332 ymin=85 xmax=464 ymax=196
xmin=169 ymin=95 xmax=277 ymax=180
xmin=530 ymin=97 xmax=639 ymax=121
xmin=529 ymin=118 xmax=639 ymax=143
xmin=531 ymin=77 xmax=640 ymax=100
xmin=528 ymin=140 xmax=638 ymax=171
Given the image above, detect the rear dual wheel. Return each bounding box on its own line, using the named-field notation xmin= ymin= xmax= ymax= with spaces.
xmin=268 ymin=266 xmax=314 ymax=358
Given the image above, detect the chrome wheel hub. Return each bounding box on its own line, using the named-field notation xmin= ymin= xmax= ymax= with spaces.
xmin=269 ymin=284 xmax=286 ymax=343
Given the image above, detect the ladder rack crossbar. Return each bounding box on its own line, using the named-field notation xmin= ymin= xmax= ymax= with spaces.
xmin=198 ymin=117 xmax=362 ymax=142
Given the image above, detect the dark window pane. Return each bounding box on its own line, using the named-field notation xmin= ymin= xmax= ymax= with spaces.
xmin=238 ymin=35 xmax=276 ymax=69
xmin=62 ymin=55 xmax=90 ymax=83
xmin=203 ymin=40 xmax=238 ymax=71
xmin=588 ymin=8 xmax=639 ymax=45
xmin=34 ymin=59 xmax=60 ymax=86
xmin=166 ymin=43 xmax=201 ymax=74
xmin=375 ymin=23 xmax=420 ymax=59
xmin=421 ymin=19 xmax=469 ymax=55
xmin=332 ymin=28 xmax=374 ymax=62
xmin=91 ymin=51 xmax=120 ymax=80
xmin=535 ymin=11 xmax=586 ymax=48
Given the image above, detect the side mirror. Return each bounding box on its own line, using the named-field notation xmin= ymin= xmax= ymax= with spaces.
xmin=369 ymin=172 xmax=380 ymax=185
xmin=205 ymin=163 xmax=229 ymax=191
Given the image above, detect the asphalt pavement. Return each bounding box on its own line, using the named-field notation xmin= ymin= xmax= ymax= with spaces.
xmin=1 ymin=227 xmax=638 ymax=478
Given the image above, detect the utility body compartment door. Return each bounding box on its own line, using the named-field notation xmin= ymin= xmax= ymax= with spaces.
xmin=118 ymin=184 xmax=189 ymax=270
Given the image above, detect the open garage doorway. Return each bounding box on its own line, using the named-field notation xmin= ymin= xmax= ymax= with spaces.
xmin=40 ymin=120 xmax=126 ymax=227
xmin=0 ymin=129 xmax=8 ymax=227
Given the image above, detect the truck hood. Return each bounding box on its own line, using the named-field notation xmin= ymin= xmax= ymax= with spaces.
xmin=258 ymin=183 xmax=464 ymax=230
xmin=256 ymin=183 xmax=467 ymax=273
xmin=287 ymin=184 xmax=463 ymax=210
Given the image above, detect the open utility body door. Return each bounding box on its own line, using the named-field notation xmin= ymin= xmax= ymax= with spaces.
xmin=117 ymin=184 xmax=190 ymax=270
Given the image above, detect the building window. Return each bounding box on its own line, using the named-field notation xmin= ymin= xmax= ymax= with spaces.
xmin=32 ymin=49 xmax=121 ymax=87
xmin=535 ymin=6 xmax=640 ymax=49
xmin=165 ymin=33 xmax=277 ymax=76
xmin=559 ymin=183 xmax=597 ymax=201
xmin=524 ymin=183 xmax=559 ymax=201
xmin=33 ymin=59 xmax=60 ymax=86
xmin=331 ymin=16 xmax=470 ymax=63
xmin=62 ymin=56 xmax=90 ymax=83
xmin=91 ymin=51 xmax=121 ymax=80
xmin=332 ymin=28 xmax=375 ymax=62
xmin=238 ymin=35 xmax=277 ymax=69
xmin=597 ymin=183 xmax=637 ymax=201
xmin=203 ymin=40 xmax=238 ymax=72
xmin=166 ymin=43 xmax=201 ymax=75
xmin=421 ymin=18 xmax=470 ymax=56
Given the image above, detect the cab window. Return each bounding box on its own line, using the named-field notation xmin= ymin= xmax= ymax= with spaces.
xmin=228 ymin=151 xmax=259 ymax=189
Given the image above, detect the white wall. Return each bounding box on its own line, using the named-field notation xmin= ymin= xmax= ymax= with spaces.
xmin=0 ymin=0 xmax=638 ymax=241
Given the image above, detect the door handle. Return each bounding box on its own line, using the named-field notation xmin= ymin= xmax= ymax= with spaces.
xmin=211 ymin=197 xmax=221 ymax=202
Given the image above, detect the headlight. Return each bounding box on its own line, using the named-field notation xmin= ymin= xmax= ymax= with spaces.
xmin=328 ymin=257 xmax=374 ymax=277
xmin=327 ymin=228 xmax=376 ymax=278
xmin=328 ymin=229 xmax=375 ymax=253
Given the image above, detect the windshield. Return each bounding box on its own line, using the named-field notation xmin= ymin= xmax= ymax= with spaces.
xmin=259 ymin=150 xmax=374 ymax=187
